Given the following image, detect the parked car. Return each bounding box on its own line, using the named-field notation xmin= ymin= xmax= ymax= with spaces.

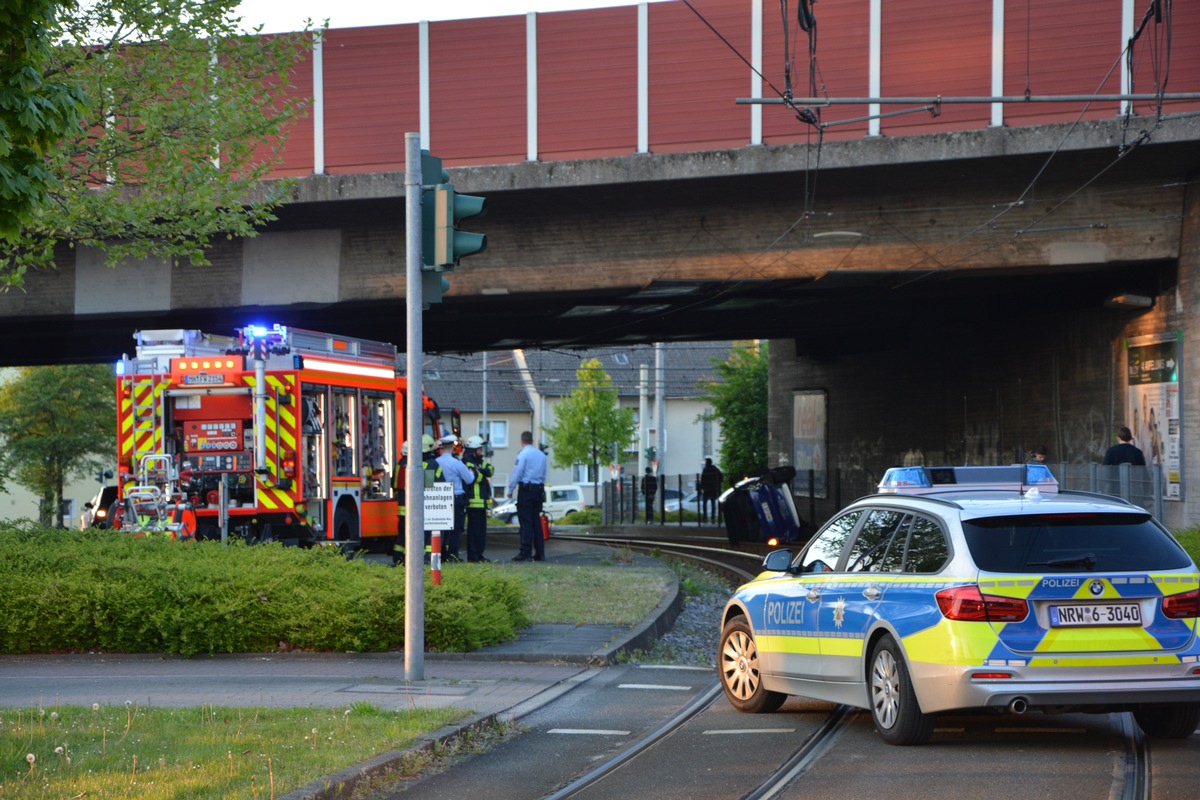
xmin=491 ymin=484 xmax=587 ymax=524
xmin=80 ymin=485 xmax=119 ymax=530
xmin=718 ymin=464 xmax=1200 ymax=745
xmin=664 ymin=489 xmax=701 ymax=514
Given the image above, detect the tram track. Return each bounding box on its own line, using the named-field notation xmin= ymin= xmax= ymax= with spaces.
xmin=550 ymin=531 xmax=764 ymax=585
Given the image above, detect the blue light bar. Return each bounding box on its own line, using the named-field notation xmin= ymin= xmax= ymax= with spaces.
xmin=878 ymin=466 xmax=933 ymax=491
xmin=877 ymin=465 xmax=1059 ymax=494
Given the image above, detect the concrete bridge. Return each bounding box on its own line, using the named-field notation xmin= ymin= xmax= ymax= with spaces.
xmin=3 ymin=0 xmax=1196 ymax=364
xmin=4 ymin=113 xmax=1196 ymax=365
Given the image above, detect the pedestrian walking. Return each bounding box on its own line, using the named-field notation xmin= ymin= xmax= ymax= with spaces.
xmin=641 ymin=467 xmax=659 ymax=523
xmin=506 ymin=431 xmax=547 ymax=562
xmin=463 ymin=435 xmax=494 ymax=562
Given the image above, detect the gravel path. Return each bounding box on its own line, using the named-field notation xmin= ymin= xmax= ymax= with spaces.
xmin=636 ymin=574 xmax=728 ymax=669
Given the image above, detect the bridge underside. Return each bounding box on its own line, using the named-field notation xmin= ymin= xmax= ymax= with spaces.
xmin=0 ymin=118 xmax=1194 ymax=365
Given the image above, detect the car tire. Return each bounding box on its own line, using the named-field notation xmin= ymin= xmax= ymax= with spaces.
xmin=869 ymin=634 xmax=934 ymax=745
xmin=718 ymin=616 xmax=787 ymax=713
xmin=1133 ymin=704 xmax=1200 ymax=739
xmin=505 ymin=513 xmax=517 ymax=524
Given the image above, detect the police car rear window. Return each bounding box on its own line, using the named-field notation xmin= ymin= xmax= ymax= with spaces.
xmin=961 ymin=512 xmax=1191 ymax=573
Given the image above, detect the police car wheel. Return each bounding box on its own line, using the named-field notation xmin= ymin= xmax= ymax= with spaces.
xmin=719 ymin=616 xmax=786 ymax=714
xmin=1134 ymin=704 xmax=1200 ymax=739
xmin=869 ymin=635 xmax=934 ymax=745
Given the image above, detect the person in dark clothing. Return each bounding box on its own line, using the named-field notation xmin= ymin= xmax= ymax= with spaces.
xmin=1103 ymin=426 xmax=1146 ymax=466
xmin=700 ymin=457 xmax=723 ymax=521
xmin=641 ymin=467 xmax=659 ymax=523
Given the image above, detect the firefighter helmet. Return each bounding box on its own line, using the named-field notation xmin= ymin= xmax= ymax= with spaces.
xmin=465 ymin=435 xmax=485 ymax=449
xmin=421 ymin=433 xmax=437 ymax=452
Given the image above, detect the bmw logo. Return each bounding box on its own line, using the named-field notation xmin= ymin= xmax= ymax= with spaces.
xmin=1089 ymin=580 xmax=1104 ymax=596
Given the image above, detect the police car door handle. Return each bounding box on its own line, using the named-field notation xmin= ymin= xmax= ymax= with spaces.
xmin=806 ymin=587 xmax=821 ymax=602
xmin=862 ymin=585 xmax=881 ymax=600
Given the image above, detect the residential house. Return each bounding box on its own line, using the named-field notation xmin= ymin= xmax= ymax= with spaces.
xmin=411 ymin=343 xmax=731 ymax=502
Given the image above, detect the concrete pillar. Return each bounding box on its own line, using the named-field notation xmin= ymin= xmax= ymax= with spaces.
xmin=1176 ymin=174 xmax=1200 ymax=530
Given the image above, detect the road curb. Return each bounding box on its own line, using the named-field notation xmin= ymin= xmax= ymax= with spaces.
xmin=276 ymin=668 xmax=605 ymax=800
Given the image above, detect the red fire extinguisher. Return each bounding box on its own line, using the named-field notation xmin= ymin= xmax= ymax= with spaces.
xmin=541 ymin=513 xmax=551 ymax=540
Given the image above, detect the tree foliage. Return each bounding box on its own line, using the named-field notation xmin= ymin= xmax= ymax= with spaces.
xmin=543 ymin=359 xmax=637 ymax=498
xmin=0 ymin=364 xmax=116 ymax=525
xmin=699 ymin=342 xmax=768 ymax=486
xmin=0 ymin=0 xmax=86 ymax=238
xmin=1 ymin=0 xmax=315 ymax=288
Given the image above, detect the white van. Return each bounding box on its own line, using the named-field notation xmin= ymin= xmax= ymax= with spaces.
xmin=491 ymin=484 xmax=587 ymax=523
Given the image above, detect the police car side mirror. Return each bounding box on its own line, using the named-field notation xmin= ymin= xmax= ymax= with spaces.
xmin=762 ymin=549 xmax=794 ymax=573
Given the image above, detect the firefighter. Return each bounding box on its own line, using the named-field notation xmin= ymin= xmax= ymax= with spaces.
xmin=392 ymin=433 xmax=443 ymax=564
xmin=462 ymin=435 xmax=494 ymax=562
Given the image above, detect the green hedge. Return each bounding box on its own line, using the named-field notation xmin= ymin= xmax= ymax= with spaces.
xmin=0 ymin=523 xmax=527 ymax=657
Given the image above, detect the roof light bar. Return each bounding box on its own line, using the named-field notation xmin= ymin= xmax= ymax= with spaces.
xmin=877 ymin=465 xmax=1059 ymax=495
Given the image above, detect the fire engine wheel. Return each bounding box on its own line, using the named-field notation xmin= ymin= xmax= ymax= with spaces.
xmin=333 ymin=505 xmax=358 ymax=541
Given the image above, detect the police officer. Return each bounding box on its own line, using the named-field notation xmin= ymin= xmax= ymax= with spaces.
xmin=462 ymin=435 xmax=494 ymax=562
xmin=435 ymin=434 xmax=474 ymax=563
xmin=507 ymin=430 xmax=547 ymax=562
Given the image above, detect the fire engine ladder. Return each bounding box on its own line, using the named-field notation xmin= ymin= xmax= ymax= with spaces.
xmin=130 ymin=369 xmax=165 ymax=467
xmin=122 ymin=454 xmax=188 ymax=537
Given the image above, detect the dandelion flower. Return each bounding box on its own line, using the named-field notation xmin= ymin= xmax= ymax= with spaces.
xmin=26 ymin=753 xmax=35 ymax=764
xmin=55 ymin=747 xmax=63 ymax=755
xmin=93 ymin=703 xmax=100 ymax=712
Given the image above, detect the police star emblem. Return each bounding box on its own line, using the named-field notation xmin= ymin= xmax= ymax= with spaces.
xmin=832 ymin=597 xmax=846 ymax=629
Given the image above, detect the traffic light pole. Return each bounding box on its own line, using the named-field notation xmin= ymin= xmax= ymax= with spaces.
xmin=404 ymin=131 xmax=426 ymax=682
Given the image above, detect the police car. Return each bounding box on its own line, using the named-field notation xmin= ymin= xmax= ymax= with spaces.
xmin=718 ymin=465 xmax=1200 ymax=745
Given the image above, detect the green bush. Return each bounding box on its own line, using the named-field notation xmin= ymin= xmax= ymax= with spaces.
xmin=0 ymin=524 xmax=527 ymax=657
xmin=561 ymin=507 xmax=601 ymax=525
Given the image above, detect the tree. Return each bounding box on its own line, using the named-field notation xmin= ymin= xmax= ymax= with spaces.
xmin=542 ymin=359 xmax=637 ymax=506
xmin=0 ymin=365 xmax=116 ymax=526
xmin=699 ymin=342 xmax=768 ymax=487
xmin=0 ymin=0 xmax=85 ymax=240
xmin=1 ymin=0 xmax=315 ymax=288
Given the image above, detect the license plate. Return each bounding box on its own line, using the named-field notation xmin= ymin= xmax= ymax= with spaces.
xmin=1049 ymin=603 xmax=1142 ymax=627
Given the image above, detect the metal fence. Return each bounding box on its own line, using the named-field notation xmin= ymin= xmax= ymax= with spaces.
xmin=594 ymin=462 xmax=1167 ymax=531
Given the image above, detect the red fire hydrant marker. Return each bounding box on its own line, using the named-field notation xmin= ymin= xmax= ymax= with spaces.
xmin=431 ymin=531 xmax=442 ymax=586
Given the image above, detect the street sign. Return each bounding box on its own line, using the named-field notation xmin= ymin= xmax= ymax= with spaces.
xmin=424 ymin=482 xmax=455 ymax=530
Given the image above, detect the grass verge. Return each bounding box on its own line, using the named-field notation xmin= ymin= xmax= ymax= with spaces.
xmin=0 ymin=701 xmax=465 ymax=800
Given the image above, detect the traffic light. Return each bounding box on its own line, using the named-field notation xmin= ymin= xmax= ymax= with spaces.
xmin=416 ymin=150 xmax=486 ymax=306
xmin=432 ymin=184 xmax=487 ymax=266
xmin=422 ymin=271 xmax=449 ymax=306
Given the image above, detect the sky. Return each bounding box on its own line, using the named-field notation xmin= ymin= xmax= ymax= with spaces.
xmin=234 ymin=0 xmax=656 ymax=34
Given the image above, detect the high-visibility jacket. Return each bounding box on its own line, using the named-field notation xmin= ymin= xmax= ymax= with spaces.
xmin=394 ymin=456 xmax=444 ymax=517
xmin=464 ymin=455 xmax=494 ymax=510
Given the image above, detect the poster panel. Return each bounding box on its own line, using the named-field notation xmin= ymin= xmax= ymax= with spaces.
xmin=1127 ymin=333 xmax=1181 ymax=500
xmin=792 ymin=390 xmax=827 ymax=498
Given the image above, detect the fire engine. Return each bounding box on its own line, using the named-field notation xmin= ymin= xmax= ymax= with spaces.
xmin=110 ymin=324 xmax=446 ymax=552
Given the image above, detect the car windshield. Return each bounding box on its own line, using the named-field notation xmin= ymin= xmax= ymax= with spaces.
xmin=961 ymin=512 xmax=1191 ymax=572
